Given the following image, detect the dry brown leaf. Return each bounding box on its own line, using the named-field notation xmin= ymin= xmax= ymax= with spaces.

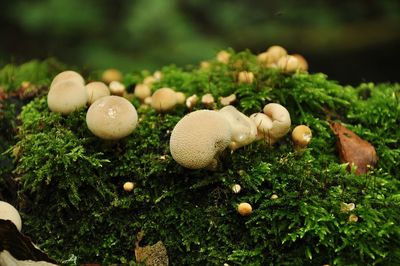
xmin=134 ymin=231 xmax=169 ymax=266
xmin=330 ymin=122 xmax=378 ymax=175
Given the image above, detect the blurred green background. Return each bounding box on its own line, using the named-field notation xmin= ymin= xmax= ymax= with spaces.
xmin=0 ymin=0 xmax=399 ymax=85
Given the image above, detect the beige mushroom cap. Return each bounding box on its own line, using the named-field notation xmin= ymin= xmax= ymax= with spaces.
xmin=169 ymin=110 xmax=232 ymax=169
xmin=250 ymin=112 xmax=274 ymax=142
xmin=292 ymin=54 xmax=308 ymax=71
xmin=47 ymin=80 xmax=88 ymax=114
xmin=86 ymin=81 xmax=110 ymax=105
xmin=263 ymin=103 xmax=291 ymax=139
xmin=238 ymin=71 xmax=254 ymax=84
xmin=292 ymin=125 xmax=312 ymax=148
xmin=237 ymin=202 xmax=252 ymax=216
xmin=277 ymin=55 xmax=301 ymax=73
xmin=50 ymin=70 xmax=85 ymax=88
xmin=219 ymin=105 xmax=257 ymax=150
xmin=219 ymin=94 xmax=236 ymax=106
xmin=151 ymin=87 xmax=177 ymax=112
xmin=201 ymin=93 xmax=215 ymax=108
xmin=102 ymin=68 xmax=122 ymax=84
xmin=0 ymin=201 xmax=22 ymax=231
xmin=86 ymin=96 xmax=138 ymax=140
xmin=216 ymin=50 xmax=231 ymax=64
xmin=175 ymin=92 xmax=186 ymax=105
xmin=109 ymin=81 xmax=126 ymax=96
xmin=266 ymin=45 xmax=288 ymax=62
xmin=186 ymin=94 xmax=198 ymax=109
xmin=134 ymin=84 xmax=151 ymax=101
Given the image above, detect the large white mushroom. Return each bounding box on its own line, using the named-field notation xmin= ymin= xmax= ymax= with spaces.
xmin=86 ymin=96 xmax=138 ymax=140
xmin=47 ymin=80 xmax=88 ymax=114
xmin=0 ymin=201 xmax=22 ymax=231
xmin=218 ymin=105 xmax=257 ymax=150
xmin=50 ymin=70 xmax=85 ymax=88
xmin=169 ymin=110 xmax=232 ymax=169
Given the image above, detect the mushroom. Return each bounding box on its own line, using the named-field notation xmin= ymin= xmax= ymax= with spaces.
xmin=201 ymin=93 xmax=215 ymax=109
xmin=263 ymin=103 xmax=291 ymax=141
xmin=238 ymin=71 xmax=254 ymax=84
xmin=169 ymin=110 xmax=232 ymax=169
xmin=134 ymin=84 xmax=151 ymax=101
xmin=123 ymin=182 xmax=135 ymax=192
xmin=250 ymin=112 xmax=274 ymax=143
xmin=257 ymin=45 xmax=287 ymax=67
xmin=219 ymin=105 xmax=257 ymax=150
xmin=47 ymin=80 xmax=88 ymax=114
xmin=186 ymin=94 xmax=198 ymax=109
xmin=0 ymin=201 xmax=22 ymax=231
xmin=277 ymin=55 xmax=301 ymax=73
xmin=151 ymin=87 xmax=177 ymax=112
xmin=292 ymin=125 xmax=312 ymax=153
xmin=216 ymin=50 xmax=231 ymax=64
xmin=340 ymin=202 xmax=355 ymax=213
xmin=50 ymin=70 xmax=85 ymax=87
xmin=102 ymin=69 xmax=122 ymax=84
xmin=292 ymin=54 xmax=308 ymax=71
xmin=109 ymin=81 xmax=126 ymax=96
xmin=153 ymin=71 xmax=162 ymax=81
xmin=144 ymin=96 xmax=152 ymax=105
xmin=200 ymin=61 xmax=211 ymax=70
xmin=86 ymin=81 xmax=110 ymax=105
xmin=86 ymin=95 xmax=138 ymax=140
xmin=237 ymin=202 xmax=252 ymax=216
xmin=231 ymin=184 xmax=241 ymax=194
xmin=219 ymin=94 xmax=236 ymax=106
xmin=175 ymin=92 xmax=186 ymax=105
xmin=270 ymin=194 xmax=279 ymax=200
xmin=143 ymin=76 xmax=156 ymax=86
xmin=348 ymin=214 xmax=359 ymax=222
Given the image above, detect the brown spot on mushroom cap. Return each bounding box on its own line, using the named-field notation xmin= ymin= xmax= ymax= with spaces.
xmin=102 ymin=69 xmax=122 ymax=84
xmin=86 ymin=95 xmax=138 ymax=140
xmin=263 ymin=103 xmax=291 ymax=140
xmin=50 ymin=70 xmax=85 ymax=88
xmin=169 ymin=110 xmax=232 ymax=169
xmin=0 ymin=201 xmax=22 ymax=231
xmin=86 ymin=81 xmax=110 ymax=105
xmin=151 ymin=87 xmax=177 ymax=112
xmin=47 ymin=80 xmax=88 ymax=114
xmin=292 ymin=125 xmax=312 ymax=148
xmin=134 ymin=84 xmax=151 ymax=101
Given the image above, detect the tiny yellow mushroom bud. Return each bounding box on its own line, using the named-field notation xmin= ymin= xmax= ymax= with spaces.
xmin=134 ymin=84 xmax=151 ymax=101
xmin=348 ymin=214 xmax=359 ymax=222
xmin=201 ymin=93 xmax=215 ymax=108
xmin=123 ymin=182 xmax=135 ymax=192
xmin=200 ymin=61 xmax=211 ymax=69
xmin=238 ymin=71 xmax=254 ymax=84
xmin=186 ymin=94 xmax=198 ymax=109
xmin=237 ymin=202 xmax=253 ymax=216
xmin=277 ymin=55 xmax=301 ymax=73
xmin=151 ymin=87 xmax=177 ymax=112
xmin=292 ymin=54 xmax=308 ymax=71
xmin=102 ymin=69 xmax=122 ymax=84
xmin=175 ymin=92 xmax=186 ymax=105
xmin=231 ymin=184 xmax=241 ymax=194
xmin=292 ymin=125 xmax=312 ymax=153
xmin=340 ymin=202 xmax=356 ymax=213
xmin=219 ymin=94 xmax=236 ymax=106
xmin=270 ymin=194 xmax=279 ymax=200
xmin=216 ymin=50 xmax=231 ymax=64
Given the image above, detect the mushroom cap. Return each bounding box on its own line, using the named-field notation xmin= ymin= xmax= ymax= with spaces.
xmin=86 ymin=96 xmax=138 ymax=140
xmin=219 ymin=94 xmax=236 ymax=106
xmin=0 ymin=201 xmax=22 ymax=231
xmin=216 ymin=50 xmax=231 ymax=64
xmin=237 ymin=202 xmax=252 ymax=216
xmin=47 ymin=80 xmax=88 ymax=114
xmin=109 ymin=81 xmax=126 ymax=96
xmin=263 ymin=103 xmax=291 ymax=139
xmin=86 ymin=81 xmax=110 ymax=105
xmin=250 ymin=112 xmax=274 ymax=142
xmin=175 ymin=92 xmax=186 ymax=105
xmin=277 ymin=55 xmax=301 ymax=73
xmin=151 ymin=87 xmax=177 ymax=112
xmin=238 ymin=71 xmax=254 ymax=84
xmin=134 ymin=84 xmax=151 ymax=101
xmin=169 ymin=110 xmax=232 ymax=169
xmin=50 ymin=70 xmax=85 ymax=88
xmin=102 ymin=69 xmax=122 ymax=84
xmin=266 ymin=45 xmax=288 ymax=62
xmin=292 ymin=54 xmax=308 ymax=71
xmin=186 ymin=94 xmax=198 ymax=109
xmin=123 ymin=182 xmax=135 ymax=192
xmin=201 ymin=93 xmax=215 ymax=107
xmin=292 ymin=125 xmax=312 ymax=148
xmin=219 ymin=105 xmax=257 ymax=150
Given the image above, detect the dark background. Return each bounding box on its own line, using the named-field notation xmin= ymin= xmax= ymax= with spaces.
xmin=0 ymin=0 xmax=399 ymax=85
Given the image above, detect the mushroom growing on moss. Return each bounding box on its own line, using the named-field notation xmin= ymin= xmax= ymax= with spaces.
xmin=86 ymin=95 xmax=138 ymax=140
xmin=237 ymin=202 xmax=252 ymax=216
xmin=109 ymin=81 xmax=126 ymax=96
xmin=292 ymin=125 xmax=312 ymax=153
xmin=0 ymin=201 xmax=22 ymax=231
xmin=134 ymin=84 xmax=151 ymax=102
xmin=86 ymin=81 xmax=110 ymax=105
xmin=238 ymin=71 xmax=254 ymax=84
xmin=47 ymin=80 xmax=88 ymax=114
xmin=169 ymin=110 xmax=232 ymax=169
xmin=102 ymin=68 xmax=122 ymax=84
xmin=219 ymin=105 xmax=257 ymax=150
xmin=151 ymin=87 xmax=177 ymax=112
xmin=277 ymin=55 xmax=301 ymax=73
xmin=50 ymin=70 xmax=85 ymax=87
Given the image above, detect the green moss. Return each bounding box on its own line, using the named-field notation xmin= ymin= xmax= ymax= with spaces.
xmin=4 ymin=50 xmax=400 ymax=265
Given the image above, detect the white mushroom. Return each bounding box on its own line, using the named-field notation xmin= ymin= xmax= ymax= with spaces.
xmin=86 ymin=81 xmax=110 ymax=105
xmin=186 ymin=94 xmax=198 ymax=109
xmin=0 ymin=201 xmax=22 ymax=231
xmin=50 ymin=70 xmax=85 ymax=88
xmin=277 ymin=55 xmax=301 ymax=73
xmin=109 ymin=81 xmax=126 ymax=96
xmin=102 ymin=69 xmax=122 ymax=84
xmin=201 ymin=93 xmax=215 ymax=108
xmin=238 ymin=71 xmax=254 ymax=84
xmin=219 ymin=94 xmax=236 ymax=106
xmin=151 ymin=87 xmax=177 ymax=112
xmin=263 ymin=103 xmax=291 ymax=140
xmin=47 ymin=80 xmax=88 ymax=114
xmin=134 ymin=84 xmax=151 ymax=101
xmin=175 ymin=92 xmax=186 ymax=105
xmin=169 ymin=110 xmax=232 ymax=169
xmin=218 ymin=105 xmax=257 ymax=150
xmin=86 ymin=96 xmax=138 ymax=140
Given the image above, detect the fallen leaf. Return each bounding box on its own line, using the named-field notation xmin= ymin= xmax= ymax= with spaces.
xmin=330 ymin=122 xmax=378 ymax=175
xmin=135 ymin=231 xmax=169 ymax=266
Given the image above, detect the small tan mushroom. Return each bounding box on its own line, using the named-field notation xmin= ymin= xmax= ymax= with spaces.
xmin=186 ymin=94 xmax=198 ymax=109
xmin=200 ymin=61 xmax=211 ymax=70
xmin=219 ymin=94 xmax=236 ymax=106
xmin=348 ymin=214 xmax=359 ymax=222
xmin=340 ymin=202 xmax=356 ymax=213
xmin=47 ymin=80 xmax=88 ymax=114
xmin=237 ymin=202 xmax=252 ymax=216
xmin=134 ymin=84 xmax=151 ymax=101
xmin=86 ymin=96 xmax=138 ymax=140
xmin=109 ymin=81 xmax=126 ymax=96
xmin=151 ymin=87 xmax=177 ymax=112
xmin=201 ymin=93 xmax=215 ymax=108
xmin=102 ymin=69 xmax=122 ymax=84
xmin=143 ymin=76 xmax=156 ymax=86
xmin=153 ymin=71 xmax=162 ymax=81
xmin=144 ymin=96 xmax=152 ymax=105
xmin=263 ymin=103 xmax=291 ymax=140
xmin=175 ymin=92 xmax=186 ymax=105
xmin=231 ymin=184 xmax=241 ymax=194
xmin=123 ymin=182 xmax=135 ymax=192
xmin=292 ymin=54 xmax=308 ymax=71
xmin=169 ymin=110 xmax=232 ymax=169
xmin=292 ymin=125 xmax=312 ymax=153
xmin=216 ymin=50 xmax=231 ymax=64
xmin=50 ymin=70 xmax=85 ymax=87
xmin=238 ymin=71 xmax=254 ymax=84
xmin=86 ymin=81 xmax=110 ymax=105
xmin=277 ymin=55 xmax=301 ymax=73
xmin=0 ymin=201 xmax=22 ymax=231
xmin=270 ymin=194 xmax=279 ymax=200
xmin=219 ymin=105 xmax=257 ymax=150
xmin=257 ymin=45 xmax=287 ymax=67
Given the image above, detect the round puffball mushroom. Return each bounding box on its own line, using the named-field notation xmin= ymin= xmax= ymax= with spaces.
xmin=219 ymin=105 xmax=257 ymax=150
xmin=270 ymin=194 xmax=279 ymax=200
xmin=169 ymin=110 xmax=232 ymax=169
xmin=216 ymin=50 xmax=231 ymax=64
xmin=292 ymin=54 xmax=308 ymax=71
xmin=50 ymin=70 xmax=85 ymax=88
xmin=201 ymin=93 xmax=215 ymax=108
xmin=237 ymin=202 xmax=252 ymax=216
xmin=238 ymin=71 xmax=254 ymax=84
xmin=277 ymin=55 xmax=301 ymax=73
xmin=0 ymin=201 xmax=22 ymax=231
xmin=47 ymin=80 xmax=88 ymax=114
xmin=263 ymin=103 xmax=291 ymax=140
xmin=292 ymin=125 xmax=312 ymax=153
xmin=348 ymin=214 xmax=359 ymax=222
xmin=175 ymin=92 xmax=186 ymax=105
xmin=134 ymin=84 xmax=151 ymax=101
xmin=231 ymin=184 xmax=241 ymax=194
xmin=109 ymin=81 xmax=126 ymax=96
xmin=86 ymin=96 xmax=138 ymax=140
xmin=102 ymin=69 xmax=122 ymax=84
xmin=86 ymin=81 xmax=110 ymax=105
xmin=266 ymin=45 xmax=287 ymax=63
xmin=123 ymin=182 xmax=135 ymax=192
xmin=151 ymin=87 xmax=177 ymax=112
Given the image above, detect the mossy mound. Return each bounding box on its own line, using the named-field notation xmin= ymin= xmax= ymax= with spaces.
xmin=1 ymin=50 xmax=400 ymax=265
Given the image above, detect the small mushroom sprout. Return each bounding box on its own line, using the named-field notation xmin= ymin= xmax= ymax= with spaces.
xmin=102 ymin=68 xmax=122 ymax=84
xmin=86 ymin=81 xmax=110 ymax=105
xmin=237 ymin=202 xmax=252 ymax=216
xmin=0 ymin=201 xmax=22 ymax=231
xmin=292 ymin=125 xmax=312 ymax=153
xmin=151 ymin=87 xmax=178 ymax=112
xmin=238 ymin=71 xmax=254 ymax=84
xmin=231 ymin=184 xmax=241 ymax=194
xmin=123 ymin=182 xmax=135 ymax=192
xmin=134 ymin=84 xmax=152 ymax=102
xmin=109 ymin=81 xmax=126 ymax=96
